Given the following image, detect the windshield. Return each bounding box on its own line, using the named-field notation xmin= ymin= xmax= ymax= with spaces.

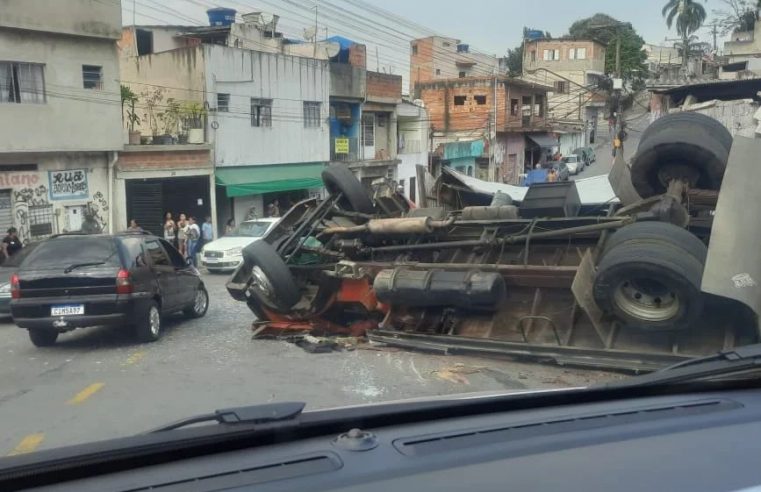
xmin=2 ymin=0 xmax=749 ymax=463
xmin=227 ymin=221 xmax=272 ymax=238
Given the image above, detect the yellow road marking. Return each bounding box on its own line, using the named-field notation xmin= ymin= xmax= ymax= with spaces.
xmin=123 ymin=351 xmax=145 ymax=366
xmin=66 ymin=383 xmax=104 ymax=405
xmin=7 ymin=433 xmax=44 ymax=456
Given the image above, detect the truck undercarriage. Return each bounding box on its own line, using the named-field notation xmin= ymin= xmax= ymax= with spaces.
xmin=227 ymin=113 xmax=761 ymax=372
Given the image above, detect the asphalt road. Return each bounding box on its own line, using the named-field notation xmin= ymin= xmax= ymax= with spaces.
xmin=0 ymin=272 xmax=619 ymax=456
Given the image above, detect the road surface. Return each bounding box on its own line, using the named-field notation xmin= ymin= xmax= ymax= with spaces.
xmin=0 ymin=272 xmax=618 ymax=456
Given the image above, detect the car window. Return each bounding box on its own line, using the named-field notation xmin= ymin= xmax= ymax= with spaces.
xmin=22 ymin=236 xmax=120 ymax=269
xmin=160 ymin=239 xmax=186 ymax=268
xmin=229 ymin=221 xmax=273 ymax=238
xmin=144 ymin=239 xmax=170 ymax=267
xmin=120 ymin=237 xmax=147 ymax=269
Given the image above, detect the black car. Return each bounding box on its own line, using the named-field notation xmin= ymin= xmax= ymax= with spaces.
xmin=11 ymin=232 xmax=209 ymax=347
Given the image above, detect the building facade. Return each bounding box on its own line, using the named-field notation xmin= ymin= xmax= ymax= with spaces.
xmin=410 ymin=36 xmax=500 ymax=93
xmin=0 ymin=0 xmax=122 ymax=240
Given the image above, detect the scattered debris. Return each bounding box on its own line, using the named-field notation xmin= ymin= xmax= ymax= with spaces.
xmin=432 ymin=363 xmax=485 ymax=385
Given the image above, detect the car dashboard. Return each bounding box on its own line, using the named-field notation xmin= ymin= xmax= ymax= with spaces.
xmin=16 ymin=388 xmax=761 ymax=491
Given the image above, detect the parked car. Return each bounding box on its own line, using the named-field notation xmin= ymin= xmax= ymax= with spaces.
xmin=201 ymin=218 xmax=279 ymax=273
xmin=552 ymin=161 xmax=570 ymax=181
xmin=0 ymin=242 xmax=40 ymax=316
xmin=583 ymin=146 xmax=596 ymax=163
xmin=562 ymin=154 xmax=581 ymax=175
xmin=572 ymin=148 xmax=591 ymax=167
xmin=11 ymin=232 xmax=209 ymax=347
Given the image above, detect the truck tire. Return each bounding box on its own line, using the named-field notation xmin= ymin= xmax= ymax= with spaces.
xmin=640 ymin=112 xmax=732 ymax=153
xmin=322 ymin=165 xmax=375 ymax=214
xmin=630 ymin=125 xmax=729 ymax=198
xmin=593 ymin=240 xmax=705 ymax=331
xmin=28 ymin=329 xmax=58 ymax=347
xmin=243 ymin=240 xmax=300 ymax=310
xmin=602 ymin=221 xmax=707 ymax=263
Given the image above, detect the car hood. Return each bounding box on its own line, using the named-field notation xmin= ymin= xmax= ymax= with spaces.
xmin=203 ymin=236 xmax=261 ymax=252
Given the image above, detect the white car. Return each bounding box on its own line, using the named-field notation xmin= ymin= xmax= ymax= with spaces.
xmin=201 ymin=218 xmax=279 ymax=273
xmin=562 ymin=155 xmax=581 ymax=175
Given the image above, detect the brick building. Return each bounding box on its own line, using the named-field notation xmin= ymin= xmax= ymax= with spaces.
xmin=415 ymin=77 xmax=553 ymax=184
xmin=410 ymin=36 xmax=500 ymax=94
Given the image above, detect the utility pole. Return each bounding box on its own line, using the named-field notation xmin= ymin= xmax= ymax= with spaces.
xmin=313 ymin=1 xmax=318 ymax=58
xmin=615 ymin=37 xmax=621 ymax=78
xmin=491 ymin=69 xmax=498 ymax=181
xmin=376 ymin=46 xmax=380 ymax=72
xmin=711 ymin=23 xmax=718 ymax=51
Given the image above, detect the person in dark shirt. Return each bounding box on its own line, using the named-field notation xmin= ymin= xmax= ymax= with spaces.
xmin=3 ymin=227 xmax=22 ymax=257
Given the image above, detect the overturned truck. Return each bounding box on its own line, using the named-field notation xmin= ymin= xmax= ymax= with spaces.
xmin=227 ymin=113 xmax=761 ymax=372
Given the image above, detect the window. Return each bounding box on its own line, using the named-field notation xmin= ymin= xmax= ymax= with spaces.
xmin=82 ymin=65 xmax=102 ymax=90
xmin=25 ymin=237 xmax=120 ymax=268
xmin=443 ymin=41 xmax=451 ymax=47
xmin=362 ymin=113 xmax=374 ymax=147
xmin=554 ymin=80 xmax=568 ymax=94
xmin=250 ymin=98 xmax=272 ymax=127
xmin=569 ymin=47 xmax=587 ymax=60
xmin=530 ymin=50 xmax=536 ymax=62
xmin=0 ymin=62 xmax=45 ymax=103
xmin=474 ymin=95 xmax=487 ymax=105
xmin=217 ymin=93 xmax=229 ymax=112
xmin=160 ymin=239 xmax=186 ymax=268
xmin=409 ymin=176 xmax=416 ymax=203
xmin=534 ymin=94 xmax=544 ymax=116
xmin=0 ymin=164 xmax=37 ymax=172
xmin=145 ymin=239 xmax=169 ymax=266
xmin=543 ymin=49 xmax=560 ymax=61
xmin=510 ymin=98 xmax=519 ymax=116
xmin=303 ymin=101 xmax=321 ymax=128
xmin=136 ymin=29 xmax=154 ymax=55
xmin=458 ymin=71 xmax=466 ymax=78
xmin=412 ymin=44 xmax=418 ymax=55
xmin=435 ymin=68 xmax=441 ymax=75
xmin=454 ymin=95 xmax=467 ymax=106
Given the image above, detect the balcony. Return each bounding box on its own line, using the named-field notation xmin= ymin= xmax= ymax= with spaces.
xmin=330 ymin=136 xmax=360 ymax=161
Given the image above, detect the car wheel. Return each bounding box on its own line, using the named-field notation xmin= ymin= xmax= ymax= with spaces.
xmin=641 ymin=111 xmax=733 ymax=153
xmin=184 ymin=286 xmax=209 ymax=318
xmin=135 ymin=301 xmax=161 ymax=342
xmin=243 ymin=240 xmax=300 ymax=310
xmin=630 ymin=120 xmax=729 ymax=198
xmin=593 ymin=239 xmax=705 ymax=331
xmin=602 ymin=221 xmax=707 ymax=262
xmin=28 ymin=329 xmax=58 ymax=347
xmin=322 ymin=165 xmax=375 ymax=214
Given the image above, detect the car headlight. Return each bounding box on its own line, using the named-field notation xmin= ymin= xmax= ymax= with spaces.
xmin=225 ymin=247 xmax=243 ymax=257
xmin=0 ymin=283 xmax=10 ymax=294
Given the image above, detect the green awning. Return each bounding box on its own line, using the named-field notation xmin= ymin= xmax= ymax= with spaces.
xmin=215 ymin=162 xmax=326 ymax=197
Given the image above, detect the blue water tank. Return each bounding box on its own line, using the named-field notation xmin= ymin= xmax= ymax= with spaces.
xmin=207 ymin=8 xmax=236 ymax=27
xmin=525 ymin=30 xmax=544 ymax=41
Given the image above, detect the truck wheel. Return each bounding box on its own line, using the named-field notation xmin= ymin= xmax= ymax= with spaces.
xmin=244 ymin=240 xmax=300 ymax=310
xmin=28 ymin=329 xmax=58 ymax=347
xmin=135 ymin=301 xmax=161 ymax=343
xmin=322 ymin=165 xmax=375 ymax=214
xmin=593 ymin=240 xmax=705 ymax=331
xmin=630 ymin=125 xmax=729 ymax=198
xmin=602 ymin=221 xmax=707 ymax=263
xmin=640 ymin=112 xmax=732 ymax=152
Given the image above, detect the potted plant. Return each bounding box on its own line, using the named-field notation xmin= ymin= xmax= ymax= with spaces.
xmin=121 ymin=85 xmax=142 ymax=145
xmin=156 ymin=98 xmax=180 ymax=145
xmin=181 ymin=101 xmax=206 ymax=144
xmin=141 ymin=88 xmax=164 ymax=144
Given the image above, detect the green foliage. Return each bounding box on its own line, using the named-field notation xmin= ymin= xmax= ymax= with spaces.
xmin=120 ymin=85 xmax=140 ymax=131
xmin=568 ymin=13 xmax=648 ymax=81
xmin=504 ymin=43 xmax=523 ymax=77
xmin=713 ymin=0 xmax=759 ymax=35
xmin=663 ymin=0 xmax=707 ymax=37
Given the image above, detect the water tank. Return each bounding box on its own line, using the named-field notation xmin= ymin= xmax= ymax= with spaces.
xmin=525 ymin=29 xmax=544 ymax=41
xmin=207 ymin=7 xmax=236 ymax=26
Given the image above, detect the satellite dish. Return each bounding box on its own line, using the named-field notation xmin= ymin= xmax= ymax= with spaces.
xmin=304 ymin=26 xmax=316 ymax=41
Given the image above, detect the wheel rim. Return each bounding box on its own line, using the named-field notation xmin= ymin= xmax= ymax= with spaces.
xmin=613 ymin=278 xmax=680 ymax=322
xmin=149 ymin=306 xmax=160 ymax=336
xmin=251 ymin=265 xmax=275 ymax=299
xmin=194 ymin=289 xmax=208 ymax=314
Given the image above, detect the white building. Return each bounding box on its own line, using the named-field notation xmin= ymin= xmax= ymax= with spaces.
xmin=396 ymin=101 xmax=430 ymax=204
xmin=0 ymin=0 xmax=123 ymax=239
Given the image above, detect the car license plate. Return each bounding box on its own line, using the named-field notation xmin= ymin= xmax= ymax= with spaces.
xmin=204 ymin=257 xmax=219 ymax=263
xmin=51 ymin=304 xmax=84 ymax=316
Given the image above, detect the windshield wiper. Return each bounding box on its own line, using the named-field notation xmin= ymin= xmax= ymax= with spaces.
xmin=147 ymin=401 xmax=305 ymax=432
xmin=63 ymin=261 xmax=107 ymax=273
xmin=602 ymin=343 xmax=761 ymax=388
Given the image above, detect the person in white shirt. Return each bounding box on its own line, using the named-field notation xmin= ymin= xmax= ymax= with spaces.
xmin=186 ymin=216 xmax=201 ymax=267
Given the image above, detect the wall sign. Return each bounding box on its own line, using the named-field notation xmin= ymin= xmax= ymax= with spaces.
xmin=335 ymin=137 xmax=350 ymax=154
xmin=49 ymin=169 xmax=89 ymax=200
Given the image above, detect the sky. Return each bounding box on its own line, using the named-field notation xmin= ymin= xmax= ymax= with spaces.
xmin=123 ymin=0 xmax=729 ymax=79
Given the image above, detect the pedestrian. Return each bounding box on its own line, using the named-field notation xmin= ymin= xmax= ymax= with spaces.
xmin=225 ymin=218 xmax=235 ymax=235
xmin=186 ymin=216 xmax=201 ymax=266
xmin=177 ymin=213 xmax=188 ymax=256
xmin=2 ymin=227 xmax=22 ymax=258
xmin=547 ymin=168 xmax=558 ymax=183
xmin=164 ymin=212 xmax=176 ymax=247
xmin=199 ymin=215 xmax=213 ymax=254
xmin=128 ymin=219 xmax=143 ymax=232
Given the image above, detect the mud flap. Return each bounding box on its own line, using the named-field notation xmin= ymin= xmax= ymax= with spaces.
xmin=608 ymin=152 xmax=642 ymax=207
xmin=702 ymin=137 xmax=761 ymax=334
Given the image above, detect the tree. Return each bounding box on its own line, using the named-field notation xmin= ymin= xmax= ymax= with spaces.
xmin=662 ymin=0 xmax=708 ymax=68
xmin=568 ymin=13 xmax=648 ymax=81
xmin=712 ymin=0 xmax=759 ymax=36
xmin=504 ymin=43 xmax=523 ymax=77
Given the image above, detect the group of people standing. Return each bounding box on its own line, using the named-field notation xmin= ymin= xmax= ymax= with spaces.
xmin=162 ymin=212 xmax=213 ymax=266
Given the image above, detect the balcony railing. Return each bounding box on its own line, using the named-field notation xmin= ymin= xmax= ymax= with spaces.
xmin=330 ymin=136 xmax=360 ymax=161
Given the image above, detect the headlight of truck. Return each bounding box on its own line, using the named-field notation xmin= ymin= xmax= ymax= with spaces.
xmin=225 ymin=247 xmax=243 ymax=257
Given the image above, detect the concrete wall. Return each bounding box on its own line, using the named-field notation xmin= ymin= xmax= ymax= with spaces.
xmin=0 ymin=29 xmax=122 ymax=152
xmin=0 ymin=0 xmax=121 ymax=39
xmin=118 ymin=26 xmax=197 ymax=58
xmin=493 ymin=133 xmax=525 ymax=184
xmin=0 ymin=152 xmax=112 ymax=240
xmin=330 ymin=62 xmax=367 ymax=99
xmin=410 ymin=36 xmax=499 ymax=93
xmin=724 ymin=23 xmax=761 ymax=57
xmin=523 ymin=39 xmax=606 ymax=73
xmin=205 ymin=45 xmax=330 ymax=166
xmin=672 ymin=100 xmax=760 ymax=138
xmin=120 ymin=47 xmax=206 ymax=139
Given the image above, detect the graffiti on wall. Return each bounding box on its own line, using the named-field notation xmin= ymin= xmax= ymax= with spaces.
xmin=88 ymin=192 xmax=109 ymax=232
xmin=13 ymin=184 xmax=52 ymax=242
